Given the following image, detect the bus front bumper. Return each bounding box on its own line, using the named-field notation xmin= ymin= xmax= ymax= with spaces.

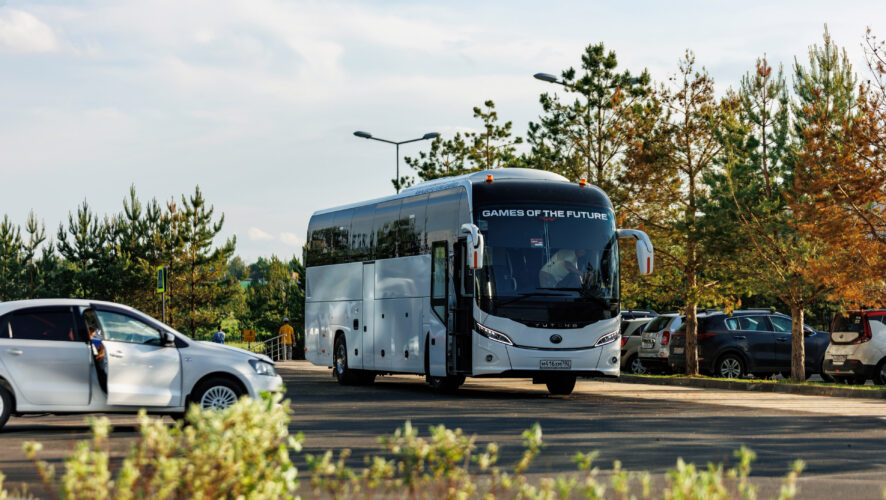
xmin=473 ymin=331 xmax=620 ymax=378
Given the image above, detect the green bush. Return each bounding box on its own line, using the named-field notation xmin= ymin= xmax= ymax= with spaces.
xmin=21 ymin=392 xmax=302 ymax=500
xmin=4 ymin=395 xmax=878 ymax=499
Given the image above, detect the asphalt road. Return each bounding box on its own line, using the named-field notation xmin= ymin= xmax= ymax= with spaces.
xmin=2 ymin=361 xmax=885 ymax=498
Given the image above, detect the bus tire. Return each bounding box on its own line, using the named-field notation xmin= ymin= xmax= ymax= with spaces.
xmin=426 ymin=374 xmax=465 ymax=393
xmin=546 ymin=375 xmax=576 ymax=395
xmin=334 ymin=335 xmax=360 ymax=385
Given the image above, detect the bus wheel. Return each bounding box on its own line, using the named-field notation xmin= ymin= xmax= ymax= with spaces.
xmin=334 ymin=335 xmax=359 ymax=385
xmin=546 ymin=375 xmax=576 ymax=395
xmin=426 ymin=374 xmax=465 ymax=393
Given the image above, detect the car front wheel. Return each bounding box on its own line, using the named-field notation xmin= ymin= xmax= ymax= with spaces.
xmin=0 ymin=385 xmax=12 ymax=431
xmin=716 ymin=355 xmax=745 ymax=379
xmin=193 ymin=378 xmax=243 ymax=411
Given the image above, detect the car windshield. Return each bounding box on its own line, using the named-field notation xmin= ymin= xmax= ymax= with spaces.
xmin=475 ymin=204 xmax=618 ymax=324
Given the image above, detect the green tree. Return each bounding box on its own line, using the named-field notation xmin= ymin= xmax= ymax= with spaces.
xmin=403 ymin=100 xmax=521 ymax=183
xmin=528 ymin=42 xmax=651 ymax=201
xmin=622 ymin=51 xmax=728 ymax=376
xmin=228 ymin=256 xmax=248 ymax=281
xmin=0 ymin=216 xmax=27 ymax=301
xmin=168 ymin=187 xmax=238 ymax=336
xmin=244 ymin=255 xmax=305 ymax=354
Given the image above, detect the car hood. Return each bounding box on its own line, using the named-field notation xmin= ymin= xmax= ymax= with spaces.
xmin=195 ymin=341 xmax=274 ymax=364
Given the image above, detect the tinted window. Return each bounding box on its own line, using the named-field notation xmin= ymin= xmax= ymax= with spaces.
xmin=331 ymin=209 xmax=353 ymax=264
xmin=95 ymin=310 xmax=161 ymax=345
xmin=4 ymin=309 xmax=77 ymax=341
xmin=770 ymin=316 xmax=792 ymax=333
xmin=397 ymin=194 xmax=428 ymax=257
xmin=725 ymin=316 xmax=771 ymax=331
xmin=307 ymin=212 xmax=336 ymax=267
xmin=833 ymin=313 xmax=863 ymax=333
xmin=431 ymin=242 xmax=447 ymax=319
xmin=426 ymin=188 xmax=461 ymax=245
xmin=373 ymin=199 xmax=402 ymax=260
xmin=349 ymin=204 xmax=376 ymax=261
xmin=646 ymin=316 xmax=674 ymax=332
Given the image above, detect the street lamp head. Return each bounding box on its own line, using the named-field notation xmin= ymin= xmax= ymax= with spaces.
xmin=353 ymin=131 xmax=372 ymax=139
xmin=422 ymin=132 xmax=440 ymax=140
xmin=533 ymin=72 xmax=559 ymax=83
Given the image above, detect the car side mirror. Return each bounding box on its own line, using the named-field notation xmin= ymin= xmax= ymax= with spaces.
xmin=163 ymin=331 xmax=176 ymax=346
xmin=460 ymin=223 xmax=485 ymax=270
xmin=617 ymin=229 xmax=654 ymax=275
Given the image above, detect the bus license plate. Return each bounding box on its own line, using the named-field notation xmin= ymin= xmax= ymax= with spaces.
xmin=540 ymin=360 xmax=571 ymax=369
xmin=831 ymin=355 xmax=847 ymax=364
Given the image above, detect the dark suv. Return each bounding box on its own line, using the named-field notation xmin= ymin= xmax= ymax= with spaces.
xmin=668 ymin=310 xmax=830 ymax=378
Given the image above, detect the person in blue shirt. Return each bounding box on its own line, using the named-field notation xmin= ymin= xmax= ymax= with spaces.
xmin=211 ymin=325 xmax=226 ymax=344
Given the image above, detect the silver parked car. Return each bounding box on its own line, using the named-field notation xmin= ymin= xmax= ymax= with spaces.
xmin=0 ymin=299 xmax=283 ymax=431
xmin=620 ymin=318 xmax=653 ymax=374
xmin=639 ymin=313 xmax=683 ymax=373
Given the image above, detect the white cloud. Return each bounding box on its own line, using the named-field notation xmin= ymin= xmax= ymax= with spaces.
xmin=248 ymin=227 xmax=274 ymax=241
xmin=279 ymin=232 xmax=303 ymax=248
xmin=0 ymin=9 xmax=59 ymax=53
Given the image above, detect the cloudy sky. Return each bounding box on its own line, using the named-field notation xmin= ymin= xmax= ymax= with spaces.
xmin=1 ymin=0 xmax=883 ymax=262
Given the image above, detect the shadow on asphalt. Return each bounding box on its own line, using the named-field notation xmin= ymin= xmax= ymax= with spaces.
xmin=286 ymin=369 xmax=886 ymax=478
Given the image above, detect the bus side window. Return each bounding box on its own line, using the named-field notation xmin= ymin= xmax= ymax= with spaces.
xmin=397 ymin=194 xmax=428 ymax=257
xmin=331 ymin=209 xmax=353 ymax=264
xmin=431 ymin=242 xmax=448 ymax=321
xmin=349 ymin=204 xmax=376 ymax=262
xmin=373 ymin=199 xmax=402 ymax=260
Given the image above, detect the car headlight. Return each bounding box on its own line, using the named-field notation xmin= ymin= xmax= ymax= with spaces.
xmin=249 ymin=359 xmax=277 ymax=376
xmin=475 ymin=321 xmax=514 ymax=345
xmin=594 ymin=330 xmax=620 ymax=347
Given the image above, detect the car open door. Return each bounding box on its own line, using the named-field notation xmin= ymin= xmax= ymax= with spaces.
xmin=90 ymin=308 xmax=183 ymax=407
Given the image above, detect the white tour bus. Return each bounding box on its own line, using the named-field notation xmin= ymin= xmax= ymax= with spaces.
xmin=304 ymin=168 xmax=653 ymax=395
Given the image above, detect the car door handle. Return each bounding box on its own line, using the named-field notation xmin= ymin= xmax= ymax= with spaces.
xmin=109 ymin=350 xmax=124 ymax=358
xmin=776 ymin=337 xmax=789 ymax=342
xmin=6 ymin=348 xmax=23 ymax=356
xmin=733 ymin=336 xmax=746 ymax=340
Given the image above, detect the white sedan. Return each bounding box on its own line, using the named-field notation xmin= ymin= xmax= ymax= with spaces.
xmin=0 ymin=299 xmax=282 ymax=430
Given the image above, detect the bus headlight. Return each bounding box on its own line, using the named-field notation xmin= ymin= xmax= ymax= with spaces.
xmin=594 ymin=330 xmax=619 ymax=347
xmin=249 ymin=359 xmax=277 ymax=376
xmin=475 ymin=322 xmax=514 ymax=346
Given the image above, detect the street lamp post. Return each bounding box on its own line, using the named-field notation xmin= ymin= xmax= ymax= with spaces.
xmin=353 ymin=131 xmax=440 ymax=193
xmin=533 ymin=72 xmax=641 ymax=181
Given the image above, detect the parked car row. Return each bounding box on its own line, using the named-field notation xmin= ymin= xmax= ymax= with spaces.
xmin=621 ymin=308 xmax=886 ymax=386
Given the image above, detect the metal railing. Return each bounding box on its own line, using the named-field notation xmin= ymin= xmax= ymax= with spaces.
xmin=246 ymin=334 xmax=286 ymax=362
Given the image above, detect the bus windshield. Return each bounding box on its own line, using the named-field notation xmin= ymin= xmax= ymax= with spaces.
xmin=475 ymin=205 xmax=619 ymax=325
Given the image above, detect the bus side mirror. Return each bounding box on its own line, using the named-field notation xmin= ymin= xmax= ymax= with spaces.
xmin=460 ymin=223 xmax=485 ymax=270
xmin=617 ymin=229 xmax=654 ymax=275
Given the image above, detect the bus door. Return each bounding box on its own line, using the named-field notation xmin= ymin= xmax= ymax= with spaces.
xmin=362 ymin=262 xmax=375 ymax=370
xmin=452 ymin=238 xmax=473 ymax=374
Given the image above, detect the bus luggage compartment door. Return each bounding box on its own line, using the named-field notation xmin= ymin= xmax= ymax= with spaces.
xmin=362 ymin=262 xmax=375 ymax=370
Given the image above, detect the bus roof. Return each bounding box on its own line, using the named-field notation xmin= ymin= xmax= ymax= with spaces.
xmin=312 ymin=168 xmax=572 ymax=216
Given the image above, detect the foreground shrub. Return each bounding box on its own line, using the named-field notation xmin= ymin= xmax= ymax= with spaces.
xmin=0 ymin=397 xmax=840 ymax=499
xmin=306 ymin=422 xmax=806 ymax=500
xmin=22 ymin=392 xmax=302 ymax=500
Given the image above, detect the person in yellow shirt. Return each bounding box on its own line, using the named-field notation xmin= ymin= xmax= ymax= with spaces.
xmin=279 ymin=318 xmax=294 ymax=361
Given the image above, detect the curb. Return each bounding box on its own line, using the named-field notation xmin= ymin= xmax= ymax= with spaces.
xmin=601 ymin=374 xmax=886 ymax=400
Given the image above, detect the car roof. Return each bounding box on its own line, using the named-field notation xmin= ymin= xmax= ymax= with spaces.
xmin=0 ymin=298 xmax=136 ymax=317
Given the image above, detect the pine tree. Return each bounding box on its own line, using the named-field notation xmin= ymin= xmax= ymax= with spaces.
xmin=0 ymin=216 xmax=26 ymax=301
xmin=528 ymin=42 xmax=651 ymax=205
xmin=169 ymin=187 xmax=238 ymax=336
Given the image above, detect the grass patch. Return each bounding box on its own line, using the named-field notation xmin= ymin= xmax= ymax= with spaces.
xmin=621 ymin=372 xmax=886 ymax=391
